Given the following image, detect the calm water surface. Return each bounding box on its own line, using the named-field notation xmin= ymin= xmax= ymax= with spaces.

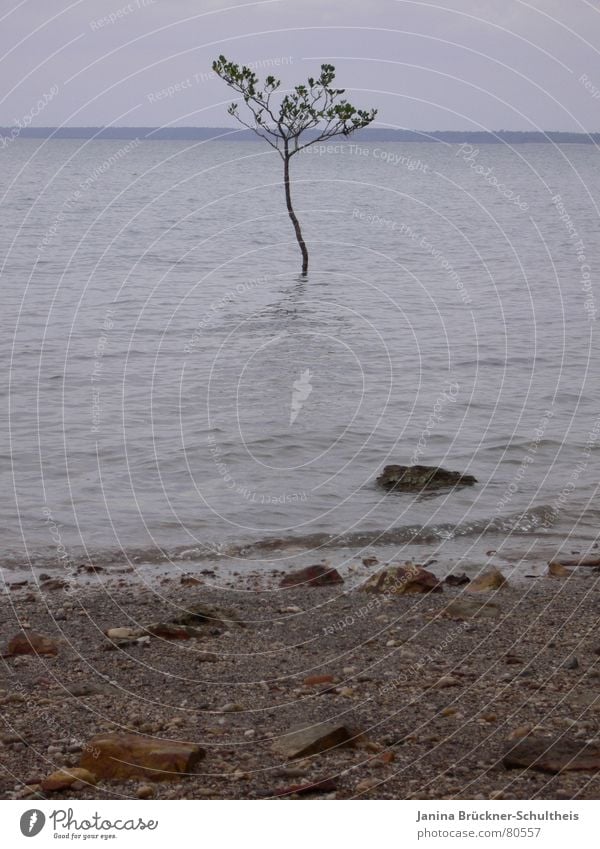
xmin=1 ymin=138 xmax=599 ymax=570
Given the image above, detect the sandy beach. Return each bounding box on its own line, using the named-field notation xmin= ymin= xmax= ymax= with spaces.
xmin=1 ymin=553 xmax=599 ymax=800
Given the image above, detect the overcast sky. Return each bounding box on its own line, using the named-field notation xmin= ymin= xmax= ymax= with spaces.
xmin=2 ymin=0 xmax=600 ymax=131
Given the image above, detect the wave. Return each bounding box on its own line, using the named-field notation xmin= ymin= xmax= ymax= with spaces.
xmin=3 ymin=505 xmax=561 ymax=573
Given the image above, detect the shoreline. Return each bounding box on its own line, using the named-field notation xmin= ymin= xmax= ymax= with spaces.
xmin=1 ymin=548 xmax=599 ymax=800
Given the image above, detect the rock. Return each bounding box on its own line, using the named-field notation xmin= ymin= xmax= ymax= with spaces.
xmin=196 ymin=651 xmax=218 ymax=663
xmin=105 ymin=628 xmax=137 ymax=640
xmin=41 ymin=768 xmax=97 ymax=792
xmin=355 ymin=777 xmax=380 ymax=793
xmin=220 ymin=703 xmax=243 ymax=713
xmin=136 ymin=784 xmax=156 ymax=799
xmin=549 ymin=555 xmax=600 ymax=569
xmin=363 ymin=564 xmax=442 ymax=595
xmin=180 ymin=575 xmax=203 ymax=586
xmin=279 ymin=765 xmax=309 ymax=778
xmin=467 ymin=567 xmax=507 ymax=592
xmin=442 ymin=598 xmax=501 ymax=620
xmin=508 ymin=725 xmax=533 ymax=741
xmin=272 ymin=722 xmax=355 ymax=760
xmin=40 ymin=579 xmax=68 ymax=591
xmin=280 ymin=565 xmax=344 ymax=588
xmin=362 ymin=557 xmax=378 ymax=566
xmin=4 ymin=631 xmax=59 ymax=657
xmin=270 ymin=778 xmax=337 ymax=797
xmin=79 ymin=734 xmax=205 ymax=781
xmin=547 ymin=562 xmax=573 ymax=578
xmin=564 ymin=656 xmax=579 ymax=670
xmin=171 ymin=604 xmax=243 ymax=629
xmin=503 ymin=737 xmax=600 ymax=773
xmin=376 ymin=464 xmax=477 ymax=492
xmin=303 ymin=675 xmax=335 ymax=686
xmin=435 ymin=676 xmax=461 ymax=689
xmin=445 ymin=573 xmax=471 ymax=587
xmin=145 ymin=623 xmax=194 ymax=640
xmin=106 ymin=604 xmax=243 ymax=644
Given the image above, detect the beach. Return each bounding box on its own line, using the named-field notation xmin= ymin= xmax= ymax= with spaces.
xmin=1 ymin=551 xmax=599 ymax=800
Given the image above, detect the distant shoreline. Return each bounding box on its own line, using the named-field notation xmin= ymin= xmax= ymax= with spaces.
xmin=2 ymin=127 xmax=600 ymax=144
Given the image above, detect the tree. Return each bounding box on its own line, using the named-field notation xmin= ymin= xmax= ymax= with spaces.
xmin=212 ymin=56 xmax=377 ymax=276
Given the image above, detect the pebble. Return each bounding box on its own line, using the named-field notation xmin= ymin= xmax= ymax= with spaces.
xmin=220 ymin=703 xmax=243 ymax=713
xmin=355 ymin=777 xmax=380 ymax=793
xmin=435 ymin=676 xmax=461 ymax=689
xmin=136 ymin=784 xmax=155 ymax=799
xmin=196 ymin=652 xmax=218 ymax=663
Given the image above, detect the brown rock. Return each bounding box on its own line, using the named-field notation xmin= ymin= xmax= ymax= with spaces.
xmin=136 ymin=784 xmax=156 ymax=799
xmin=41 ymin=768 xmax=97 ymax=792
xmin=79 ymin=733 xmax=205 ymax=781
xmin=145 ymin=623 xmax=193 ymax=640
xmin=549 ymin=555 xmax=600 ymax=569
xmin=5 ymin=631 xmax=59 ymax=657
xmin=442 ymin=598 xmax=501 ymax=620
xmin=355 ymin=777 xmax=380 ymax=793
xmin=180 ymin=575 xmax=203 ymax=586
xmin=467 ymin=567 xmax=507 ymax=592
xmin=508 ymin=725 xmax=533 ymax=741
xmin=503 ymin=737 xmax=600 ymax=773
xmin=280 ymin=565 xmax=344 ymax=588
xmin=272 ymin=723 xmax=355 ymax=760
xmin=363 ymin=564 xmax=442 ymax=595
xmin=435 ymin=675 xmax=461 ymax=689
xmin=547 ymin=562 xmax=573 ymax=578
xmin=303 ymin=675 xmax=335 ymax=686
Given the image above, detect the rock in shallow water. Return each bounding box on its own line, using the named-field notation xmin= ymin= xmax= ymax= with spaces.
xmin=376 ymin=464 xmax=477 ymax=491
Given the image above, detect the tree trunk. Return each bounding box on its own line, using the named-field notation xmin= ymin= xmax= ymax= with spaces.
xmin=283 ymin=150 xmax=308 ymax=276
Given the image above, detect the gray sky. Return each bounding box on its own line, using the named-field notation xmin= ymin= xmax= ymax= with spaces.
xmin=2 ymin=0 xmax=600 ymax=131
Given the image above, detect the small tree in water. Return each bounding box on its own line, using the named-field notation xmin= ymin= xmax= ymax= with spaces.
xmin=212 ymin=56 xmax=377 ymax=277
